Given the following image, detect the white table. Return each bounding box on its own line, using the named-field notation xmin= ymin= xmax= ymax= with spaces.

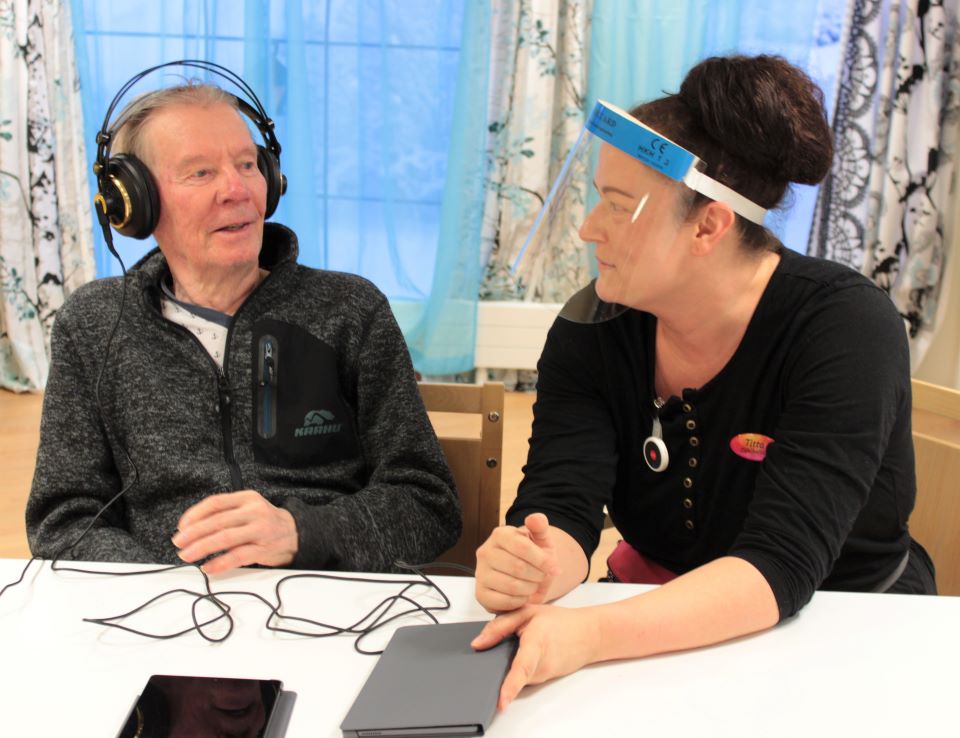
xmin=0 ymin=558 xmax=957 ymax=737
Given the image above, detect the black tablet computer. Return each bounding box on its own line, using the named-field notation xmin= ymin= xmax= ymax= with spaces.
xmin=116 ymin=674 xmax=296 ymax=738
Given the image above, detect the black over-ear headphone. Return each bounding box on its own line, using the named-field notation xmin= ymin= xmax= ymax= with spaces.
xmin=93 ymin=59 xmax=288 ymax=241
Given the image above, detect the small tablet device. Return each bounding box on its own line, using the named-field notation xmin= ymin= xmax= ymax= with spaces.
xmin=341 ymin=621 xmax=517 ymax=738
xmin=116 ymin=674 xmax=296 ymax=738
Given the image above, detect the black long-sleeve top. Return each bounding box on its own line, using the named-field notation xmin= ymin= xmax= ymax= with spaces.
xmin=507 ymin=247 xmax=921 ymax=619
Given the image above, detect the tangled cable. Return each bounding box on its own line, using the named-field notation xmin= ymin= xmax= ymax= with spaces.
xmin=40 ymin=558 xmax=474 ymax=654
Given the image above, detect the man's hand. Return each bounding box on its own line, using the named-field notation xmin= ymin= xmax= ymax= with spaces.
xmin=471 ymin=604 xmax=603 ymax=710
xmin=172 ymin=490 xmax=298 ymax=574
xmin=475 ymin=513 xmax=561 ymax=613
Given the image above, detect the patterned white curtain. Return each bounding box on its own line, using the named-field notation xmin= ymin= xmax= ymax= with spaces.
xmin=809 ymin=0 xmax=960 ymax=367
xmin=0 ymin=0 xmax=94 ymax=392
xmin=480 ymin=0 xmax=592 ymax=304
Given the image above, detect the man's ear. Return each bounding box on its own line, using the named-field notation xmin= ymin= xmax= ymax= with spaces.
xmin=691 ymin=201 xmax=737 ymax=255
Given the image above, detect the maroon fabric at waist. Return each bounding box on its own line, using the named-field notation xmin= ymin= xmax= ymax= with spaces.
xmin=607 ymin=540 xmax=678 ymax=585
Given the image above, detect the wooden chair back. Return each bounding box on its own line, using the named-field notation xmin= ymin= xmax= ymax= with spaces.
xmin=910 ymin=378 xmax=960 ymax=595
xmin=419 ymin=382 xmax=504 ymax=573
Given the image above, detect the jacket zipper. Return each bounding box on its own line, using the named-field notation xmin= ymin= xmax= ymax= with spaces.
xmin=154 ymin=267 xmax=278 ymax=491
xmin=161 ymin=321 xmax=245 ymax=491
xmin=217 ymin=365 xmax=244 ymax=491
xmin=257 ymin=335 xmax=278 ymax=439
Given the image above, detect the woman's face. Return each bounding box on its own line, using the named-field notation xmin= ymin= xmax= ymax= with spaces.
xmin=578 ymin=143 xmax=692 ymax=310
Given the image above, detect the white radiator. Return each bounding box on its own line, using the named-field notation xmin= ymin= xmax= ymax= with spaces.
xmin=474 ymin=301 xmax=562 ymax=373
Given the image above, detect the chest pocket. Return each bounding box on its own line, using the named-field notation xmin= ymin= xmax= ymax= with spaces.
xmin=251 ymin=318 xmax=360 ymax=467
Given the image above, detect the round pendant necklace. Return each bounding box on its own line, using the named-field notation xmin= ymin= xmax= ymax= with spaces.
xmin=643 ymin=396 xmax=669 ymax=472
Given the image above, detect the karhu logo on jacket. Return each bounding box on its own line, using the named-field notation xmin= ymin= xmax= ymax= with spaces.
xmin=295 ymin=409 xmax=343 ymax=437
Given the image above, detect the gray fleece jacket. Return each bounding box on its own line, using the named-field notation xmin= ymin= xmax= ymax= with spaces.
xmin=26 ymin=223 xmax=461 ymax=571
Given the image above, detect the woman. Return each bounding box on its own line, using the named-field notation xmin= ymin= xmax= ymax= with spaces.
xmin=471 ymin=55 xmax=936 ymax=708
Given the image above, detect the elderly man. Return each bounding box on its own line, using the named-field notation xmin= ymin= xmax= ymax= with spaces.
xmin=26 ymin=80 xmax=461 ymax=573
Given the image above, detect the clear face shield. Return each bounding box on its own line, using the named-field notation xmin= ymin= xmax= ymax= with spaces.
xmin=512 ymin=100 xmax=768 ymax=323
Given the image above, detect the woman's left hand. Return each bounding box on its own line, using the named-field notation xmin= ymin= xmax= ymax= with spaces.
xmin=471 ymin=604 xmax=603 ymax=710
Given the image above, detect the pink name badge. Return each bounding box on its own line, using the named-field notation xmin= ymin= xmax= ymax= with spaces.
xmin=730 ymin=433 xmax=774 ymax=462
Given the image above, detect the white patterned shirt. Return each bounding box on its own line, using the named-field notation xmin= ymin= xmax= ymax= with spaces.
xmin=160 ymin=281 xmax=231 ymax=368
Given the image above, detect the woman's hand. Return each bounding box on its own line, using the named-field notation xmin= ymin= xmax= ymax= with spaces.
xmin=472 ymin=557 xmax=782 ymax=711
xmin=471 ymin=604 xmax=603 ymax=710
xmin=474 ymin=513 xmax=561 ymax=613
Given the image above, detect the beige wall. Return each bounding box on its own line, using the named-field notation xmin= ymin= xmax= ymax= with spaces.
xmin=914 ymin=123 xmax=960 ymax=390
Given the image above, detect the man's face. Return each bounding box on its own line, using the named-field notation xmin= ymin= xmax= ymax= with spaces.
xmin=143 ymin=102 xmax=267 ymax=280
xmin=578 ymin=143 xmax=690 ymax=310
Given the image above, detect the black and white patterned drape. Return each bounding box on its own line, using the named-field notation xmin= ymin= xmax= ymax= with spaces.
xmin=809 ymin=0 xmax=960 ymax=366
xmin=0 ymin=0 xmax=94 ymax=391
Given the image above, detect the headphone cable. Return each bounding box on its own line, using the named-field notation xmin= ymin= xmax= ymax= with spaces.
xmin=0 ymin=211 xmax=139 ymax=603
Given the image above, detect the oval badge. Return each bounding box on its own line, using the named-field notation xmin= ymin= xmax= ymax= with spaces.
xmin=730 ymin=433 xmax=774 ymax=462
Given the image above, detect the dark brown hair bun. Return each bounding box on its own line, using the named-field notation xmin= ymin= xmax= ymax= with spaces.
xmin=678 ymin=55 xmax=832 ymax=186
xmin=631 ymin=54 xmax=834 ymax=250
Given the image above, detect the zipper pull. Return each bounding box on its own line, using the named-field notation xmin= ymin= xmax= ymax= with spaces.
xmin=260 ymin=338 xmax=276 ymax=386
xmin=218 ymin=368 xmax=232 ymax=406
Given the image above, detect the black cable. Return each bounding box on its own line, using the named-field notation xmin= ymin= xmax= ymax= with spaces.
xmin=55 ymin=207 xmax=140 ymax=564
xmin=0 ymin=556 xmax=39 ymax=601
xmin=0 ymin=210 xmax=136 ymax=603
xmin=84 ymin=585 xmax=233 ymax=641
xmin=71 ymin=560 xmax=475 ymax=654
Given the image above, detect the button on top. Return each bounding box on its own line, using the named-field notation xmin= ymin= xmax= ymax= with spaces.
xmin=682 ymin=403 xmax=693 ymax=413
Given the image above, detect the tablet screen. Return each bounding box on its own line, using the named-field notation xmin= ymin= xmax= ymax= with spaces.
xmin=117 ymin=675 xmax=283 ymax=738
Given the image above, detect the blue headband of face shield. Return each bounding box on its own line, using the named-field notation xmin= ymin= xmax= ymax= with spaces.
xmin=585 ymin=100 xmax=767 ymax=226
xmin=506 ymin=100 xmax=771 ymax=323
xmin=511 ymin=100 xmax=768 ymax=278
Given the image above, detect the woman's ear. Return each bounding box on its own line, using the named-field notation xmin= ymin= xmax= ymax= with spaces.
xmin=691 ymin=201 xmax=737 ymax=255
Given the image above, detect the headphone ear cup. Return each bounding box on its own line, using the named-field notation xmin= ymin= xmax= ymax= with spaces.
xmin=257 ymin=146 xmax=285 ymax=219
xmin=101 ymin=154 xmax=160 ymax=239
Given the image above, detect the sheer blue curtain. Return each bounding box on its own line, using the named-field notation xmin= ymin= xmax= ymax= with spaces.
xmin=587 ymin=0 xmax=841 ymax=252
xmin=403 ymin=0 xmax=490 ymax=374
xmin=69 ymin=0 xmax=475 ymax=373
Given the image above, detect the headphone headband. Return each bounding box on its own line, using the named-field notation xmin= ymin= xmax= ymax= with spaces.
xmin=96 ymin=60 xmax=277 ymax=161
